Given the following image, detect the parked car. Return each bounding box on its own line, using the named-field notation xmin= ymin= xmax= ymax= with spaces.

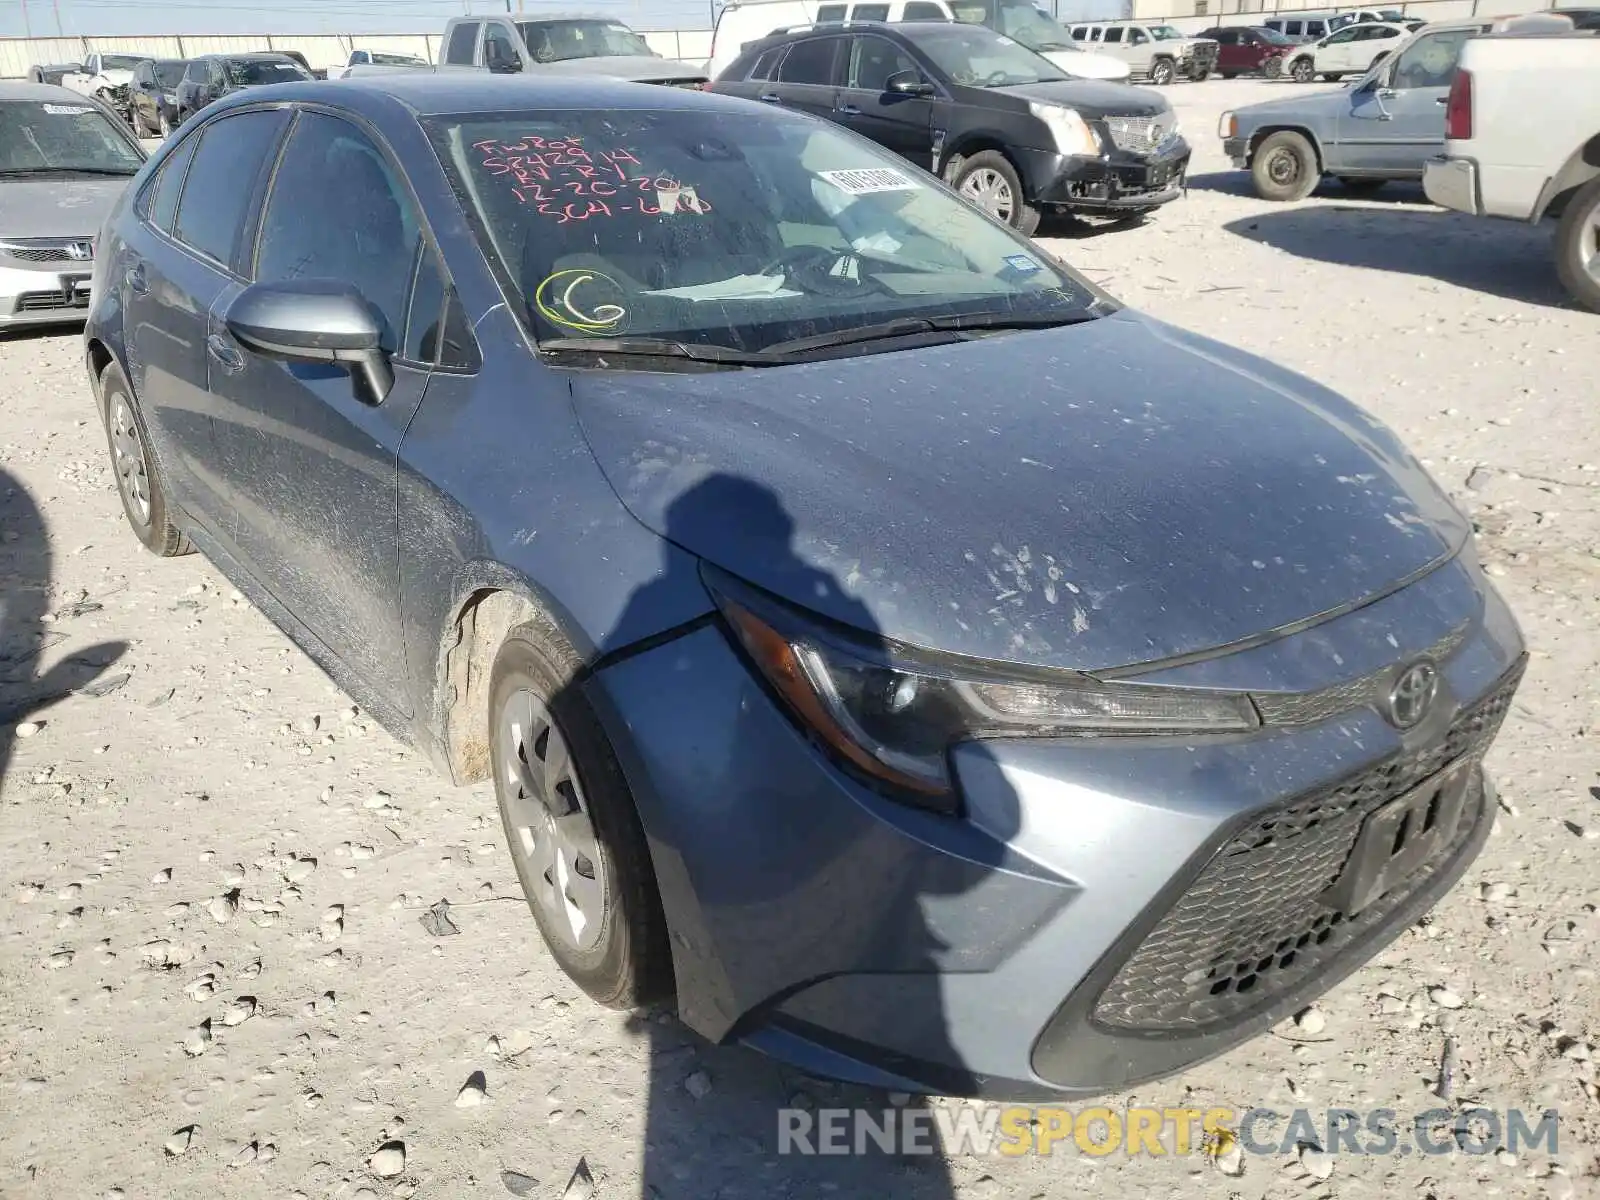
xmin=174 ymin=53 xmax=314 ymax=124
xmin=27 ymin=62 xmax=84 ymax=87
xmin=59 ymin=52 xmax=145 ymax=120
xmin=1221 ymin=21 xmax=1495 ymax=200
xmin=1263 ymin=13 xmax=1334 ymax=43
xmin=329 ymin=48 xmax=429 ymax=80
xmin=1198 ymin=25 xmax=1297 ymax=78
xmin=708 ymin=0 xmax=1131 ymax=81
xmin=128 ymin=58 xmax=187 ymax=139
xmin=277 ymin=49 xmax=327 ymax=80
xmin=1328 ymin=8 xmax=1408 ymax=31
xmin=710 ymin=21 xmax=1189 ymax=232
xmin=1423 ymin=15 xmax=1600 ymax=310
xmin=1068 ymin=20 xmax=1219 ymax=84
xmin=440 ymin=14 xmax=708 ymax=85
xmin=1283 ymin=19 xmax=1410 ymax=82
xmin=0 ymin=83 xmax=145 ymax=329
xmin=85 ymin=71 xmax=1524 ymax=1101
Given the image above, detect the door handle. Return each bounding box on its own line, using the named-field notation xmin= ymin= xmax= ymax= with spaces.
xmin=206 ymin=333 xmax=245 ymax=374
xmin=125 ymin=263 xmax=148 ymax=296
xmin=758 ymin=92 xmax=781 ymax=103
xmin=1435 ymin=95 xmax=1448 ymax=105
xmin=838 ymin=104 xmax=862 ymax=115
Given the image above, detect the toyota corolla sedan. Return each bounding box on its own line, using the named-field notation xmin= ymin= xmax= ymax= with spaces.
xmin=84 ymin=75 xmax=1523 ymax=1100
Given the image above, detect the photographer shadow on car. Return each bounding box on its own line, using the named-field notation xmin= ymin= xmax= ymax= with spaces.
xmin=517 ymin=473 xmax=1026 ymax=1197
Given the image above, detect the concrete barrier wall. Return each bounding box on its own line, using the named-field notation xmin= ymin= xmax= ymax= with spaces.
xmin=0 ymin=29 xmax=713 ymax=78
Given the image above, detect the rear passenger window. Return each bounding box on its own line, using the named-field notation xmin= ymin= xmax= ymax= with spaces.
xmin=776 ymin=37 xmax=841 ymax=83
xmin=903 ymin=1 xmax=945 ymax=16
xmin=1102 ymin=27 xmax=1123 ymax=42
xmin=851 ymin=3 xmax=890 ymax=19
xmin=173 ymin=110 xmax=285 ymax=268
xmin=145 ymin=133 xmax=198 ymax=234
xmin=445 ymin=21 xmax=480 ymax=64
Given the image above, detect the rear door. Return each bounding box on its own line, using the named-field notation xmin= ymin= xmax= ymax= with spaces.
xmin=203 ymin=109 xmax=444 ymax=705
xmin=834 ymin=34 xmax=934 ymax=165
xmin=765 ymin=35 xmax=846 ymax=120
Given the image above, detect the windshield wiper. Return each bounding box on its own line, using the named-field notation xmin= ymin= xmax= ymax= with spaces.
xmin=0 ymin=166 xmax=139 ymax=177
xmin=538 ymin=336 xmax=780 ymax=366
xmin=927 ymin=310 xmax=1100 ymax=332
xmin=761 ymin=317 xmax=937 ymax=356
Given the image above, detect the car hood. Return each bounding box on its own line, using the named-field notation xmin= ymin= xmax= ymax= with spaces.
xmin=1236 ymin=89 xmax=1345 ymax=122
xmin=568 ymin=311 xmax=1467 ymax=673
xmin=991 ymin=79 xmax=1169 ymax=118
xmin=0 ymin=177 xmax=131 ymax=239
xmin=537 ymin=55 xmax=707 ymax=81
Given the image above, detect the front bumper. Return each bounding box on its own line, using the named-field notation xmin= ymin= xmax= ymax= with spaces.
xmin=1020 ymin=138 xmax=1191 ymax=213
xmin=0 ymin=261 xmax=94 ymax=328
xmin=1423 ymin=156 xmax=1481 ymax=216
xmin=588 ymin=553 xmax=1523 ymax=1099
xmin=1224 ymin=134 xmax=1249 ymax=169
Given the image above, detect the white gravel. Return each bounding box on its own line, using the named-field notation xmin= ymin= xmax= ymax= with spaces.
xmin=2 ymin=78 xmax=1597 ymax=1199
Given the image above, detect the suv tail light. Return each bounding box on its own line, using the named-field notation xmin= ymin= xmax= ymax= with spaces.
xmin=1445 ymin=69 xmax=1472 ymax=140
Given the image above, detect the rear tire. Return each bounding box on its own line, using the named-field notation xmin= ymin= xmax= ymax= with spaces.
xmin=1221 ymin=71 xmax=1239 ymax=79
xmin=489 ymin=620 xmax=672 ymax=1008
xmin=158 ymin=111 xmax=173 ymax=138
xmin=1554 ymin=175 xmax=1600 ymax=313
xmin=948 ymin=151 xmax=1040 ymax=237
xmin=98 ymin=362 xmax=191 ymax=557
xmin=1188 ymin=64 xmax=1212 ymax=82
xmin=1322 ymin=72 xmax=1343 ymax=81
xmin=1251 ymin=130 xmax=1319 ymax=202
xmin=1149 ymin=57 xmax=1176 ymax=86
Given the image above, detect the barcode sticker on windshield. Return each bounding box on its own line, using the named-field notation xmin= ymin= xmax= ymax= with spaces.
xmin=817 ymin=167 xmax=920 ymax=195
xmin=43 ymin=104 xmax=94 ymax=115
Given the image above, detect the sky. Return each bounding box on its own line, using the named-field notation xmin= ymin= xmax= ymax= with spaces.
xmin=1 ymin=0 xmax=720 ymax=38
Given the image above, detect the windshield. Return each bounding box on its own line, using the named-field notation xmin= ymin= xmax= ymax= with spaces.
xmin=949 ymin=0 xmax=1077 ymax=50
xmin=426 ymin=110 xmax=1100 ymax=359
xmin=0 ymin=100 xmax=142 ymax=175
xmin=1254 ymin=26 xmax=1295 ymax=43
xmin=1148 ymin=25 xmax=1186 ymax=39
xmin=225 ymin=58 xmax=312 ymax=85
xmin=914 ymin=25 xmax=1070 ymax=85
xmin=100 ymin=55 xmax=145 ymax=72
xmin=154 ymin=61 xmax=186 ymax=87
xmin=368 ymin=52 xmax=424 ymax=65
xmin=517 ymin=20 xmax=656 ymax=62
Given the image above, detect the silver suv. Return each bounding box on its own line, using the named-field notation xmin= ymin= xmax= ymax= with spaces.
xmin=1069 ymin=20 xmax=1219 ymax=84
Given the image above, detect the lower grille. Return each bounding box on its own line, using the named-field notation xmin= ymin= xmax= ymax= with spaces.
xmin=16 ymin=288 xmax=90 ymax=312
xmin=1091 ymin=659 xmax=1523 ymax=1033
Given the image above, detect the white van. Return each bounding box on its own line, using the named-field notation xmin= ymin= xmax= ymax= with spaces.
xmin=707 ymin=0 xmax=1132 ymax=80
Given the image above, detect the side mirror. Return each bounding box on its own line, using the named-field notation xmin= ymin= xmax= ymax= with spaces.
xmin=885 ymin=70 xmax=934 ymax=96
xmin=225 ymin=281 xmax=393 ymax=404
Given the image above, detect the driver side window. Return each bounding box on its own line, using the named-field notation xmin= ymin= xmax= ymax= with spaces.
xmin=848 ymin=36 xmax=919 ymax=91
xmin=484 ymin=24 xmax=522 ymax=67
xmin=1129 ymin=29 xmax=1148 ymax=43
xmin=1391 ymin=29 xmax=1471 ymax=90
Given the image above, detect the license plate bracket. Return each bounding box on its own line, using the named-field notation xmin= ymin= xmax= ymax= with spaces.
xmin=1320 ymin=757 xmax=1473 ymax=916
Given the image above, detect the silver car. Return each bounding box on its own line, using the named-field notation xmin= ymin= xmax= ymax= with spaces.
xmin=1218 ymin=21 xmax=1492 ymax=201
xmin=0 ymin=82 xmax=145 ymax=329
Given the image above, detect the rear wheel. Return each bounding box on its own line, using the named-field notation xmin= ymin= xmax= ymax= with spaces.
xmin=1322 ymin=72 xmax=1344 ymax=81
xmin=490 ymin=620 xmax=672 ymax=1008
xmin=98 ymin=363 xmax=191 ymax=557
xmin=1188 ymin=63 xmax=1212 ymax=81
xmin=1220 ymin=71 xmax=1239 ymax=79
xmin=1291 ymin=56 xmax=1316 ymax=82
xmin=1149 ymin=56 xmax=1176 ymax=86
xmin=1251 ymin=130 xmax=1319 ymax=202
xmin=949 ymin=151 xmax=1040 ymax=237
xmin=1263 ymin=56 xmax=1285 ymax=79
xmin=158 ymin=110 xmax=173 ymax=138
xmin=1554 ymin=175 xmax=1600 ymax=313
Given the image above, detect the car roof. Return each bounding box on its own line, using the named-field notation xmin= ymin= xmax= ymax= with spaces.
xmin=224 ymin=73 xmax=786 ymax=119
xmin=0 ymin=81 xmax=100 ymax=102
xmin=199 ymin=51 xmax=295 ymax=60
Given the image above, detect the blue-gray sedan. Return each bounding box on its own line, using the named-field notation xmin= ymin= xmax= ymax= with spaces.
xmin=84 ymin=74 xmax=1523 ymax=1100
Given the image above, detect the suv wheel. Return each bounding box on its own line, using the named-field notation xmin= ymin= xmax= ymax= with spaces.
xmin=949 ymin=152 xmax=1041 ymax=237
xmin=1291 ymin=56 xmax=1315 ymax=83
xmin=158 ymin=110 xmax=173 ymax=138
xmin=1149 ymin=56 xmax=1176 ymax=85
xmin=98 ymin=362 xmax=191 ymax=557
xmin=1554 ymin=175 xmax=1600 ymax=313
xmin=1251 ymin=130 xmax=1319 ymax=202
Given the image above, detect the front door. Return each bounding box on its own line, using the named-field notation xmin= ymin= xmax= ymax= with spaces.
xmin=1340 ymin=26 xmax=1481 ymax=175
xmin=835 ymin=35 xmax=934 ymax=166
xmin=203 ymin=110 xmax=433 ymax=707
xmin=1317 ymin=26 xmax=1364 ymax=73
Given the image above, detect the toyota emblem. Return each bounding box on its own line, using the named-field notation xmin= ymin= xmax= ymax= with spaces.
xmin=66 ymin=241 xmax=93 ymax=261
xmin=1386 ymin=661 xmax=1438 ymax=729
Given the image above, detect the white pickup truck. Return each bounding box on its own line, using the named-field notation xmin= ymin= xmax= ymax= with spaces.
xmin=59 ymin=52 xmax=146 ymax=109
xmin=1422 ymin=12 xmax=1600 ymax=311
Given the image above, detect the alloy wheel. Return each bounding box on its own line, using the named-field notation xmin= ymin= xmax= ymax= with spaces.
xmin=108 ymin=393 xmax=152 ymax=528
xmin=159 ymin=112 xmax=172 ymax=138
xmin=1293 ymin=57 xmax=1314 ymax=82
xmin=959 ymin=168 xmax=1015 ymax=224
xmin=1578 ymin=194 xmax=1600 ymax=286
xmin=497 ymin=688 xmax=607 ymax=954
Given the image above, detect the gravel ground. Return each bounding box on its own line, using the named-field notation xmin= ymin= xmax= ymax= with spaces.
xmin=3 ymin=78 xmax=1598 ymax=1200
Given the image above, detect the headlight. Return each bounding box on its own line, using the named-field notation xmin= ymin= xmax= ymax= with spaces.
xmin=1028 ymin=101 xmax=1103 ymax=157
xmin=707 ymin=568 xmax=1259 ymax=809
xmin=1219 ymin=111 xmax=1237 ymax=139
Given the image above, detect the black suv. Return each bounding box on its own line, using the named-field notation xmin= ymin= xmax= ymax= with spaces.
xmin=175 ymin=54 xmax=314 ymax=125
xmin=710 ymin=20 xmax=1189 ymax=233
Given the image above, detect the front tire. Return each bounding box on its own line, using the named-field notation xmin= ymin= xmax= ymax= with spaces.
xmin=1554 ymin=175 xmax=1600 ymax=313
xmin=1251 ymin=130 xmax=1319 ymax=202
xmin=1291 ymin=56 xmax=1315 ymax=83
xmin=1188 ymin=63 xmax=1212 ymax=82
xmin=489 ymin=620 xmax=672 ymax=1008
xmin=1149 ymin=57 xmax=1176 ymax=86
xmin=1322 ymin=72 xmax=1343 ymax=81
xmin=158 ymin=110 xmax=173 ymax=138
xmin=98 ymin=363 xmax=191 ymax=557
xmin=948 ymin=151 xmax=1040 ymax=236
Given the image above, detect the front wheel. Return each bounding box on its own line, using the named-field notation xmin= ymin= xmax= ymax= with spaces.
xmin=1291 ymin=56 xmax=1315 ymax=83
xmin=490 ymin=620 xmax=672 ymax=1008
xmin=1554 ymin=175 xmax=1600 ymax=313
xmin=1251 ymin=130 xmax=1319 ymax=202
xmin=98 ymin=363 xmax=191 ymax=557
xmin=158 ymin=111 xmax=173 ymax=138
xmin=1321 ymin=72 xmax=1344 ymax=81
xmin=1149 ymin=57 xmax=1176 ymax=86
xmin=1263 ymin=56 xmax=1284 ymax=79
xmin=1188 ymin=64 xmax=1212 ymax=82
xmin=949 ymin=151 xmax=1040 ymax=237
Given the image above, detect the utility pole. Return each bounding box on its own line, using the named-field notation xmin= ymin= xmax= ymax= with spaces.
xmin=50 ymin=0 xmax=63 ymax=36
xmin=21 ymin=0 xmax=33 ymax=39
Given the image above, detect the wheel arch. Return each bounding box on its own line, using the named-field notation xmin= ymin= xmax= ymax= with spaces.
xmin=939 ymin=136 xmax=1037 ymax=203
xmin=1532 ymin=133 xmax=1600 ymax=222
